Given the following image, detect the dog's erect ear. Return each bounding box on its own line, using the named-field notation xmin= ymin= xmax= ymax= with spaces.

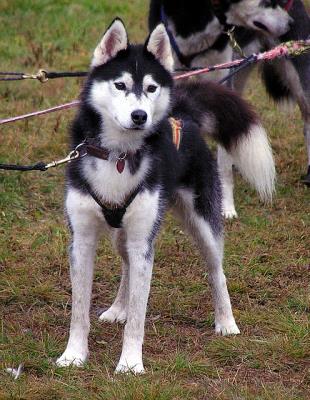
xmin=145 ymin=24 xmax=174 ymax=72
xmin=91 ymin=18 xmax=128 ymax=68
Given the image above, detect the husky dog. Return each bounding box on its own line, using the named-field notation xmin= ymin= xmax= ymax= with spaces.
xmin=149 ymin=0 xmax=296 ymax=218
xmin=56 ymin=19 xmax=275 ymax=373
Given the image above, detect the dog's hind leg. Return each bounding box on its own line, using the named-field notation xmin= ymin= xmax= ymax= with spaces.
xmin=99 ymin=230 xmax=129 ymax=323
xmin=283 ymin=59 xmax=310 ymax=184
xmin=304 ymin=119 xmax=310 ymax=185
xmin=56 ymin=189 xmax=102 ymax=367
xmin=115 ymin=189 xmax=162 ymax=374
xmin=174 ymin=188 xmax=240 ymax=336
xmin=217 ymin=146 xmax=238 ymax=219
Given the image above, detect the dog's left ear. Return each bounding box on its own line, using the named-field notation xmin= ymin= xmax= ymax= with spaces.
xmin=91 ymin=18 xmax=128 ymax=68
xmin=145 ymin=24 xmax=174 ymax=72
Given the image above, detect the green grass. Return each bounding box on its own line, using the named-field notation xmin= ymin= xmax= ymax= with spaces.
xmin=1 ymin=1 xmax=310 ymax=399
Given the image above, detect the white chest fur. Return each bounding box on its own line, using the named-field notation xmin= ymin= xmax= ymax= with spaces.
xmin=82 ymin=155 xmax=150 ymax=206
xmin=169 ymin=17 xmax=222 ymax=56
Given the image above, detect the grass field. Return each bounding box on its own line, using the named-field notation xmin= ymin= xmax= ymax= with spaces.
xmin=0 ymin=1 xmax=309 ymax=399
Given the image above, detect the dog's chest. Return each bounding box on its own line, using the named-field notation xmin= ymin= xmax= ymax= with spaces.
xmin=82 ymin=156 xmax=150 ymax=206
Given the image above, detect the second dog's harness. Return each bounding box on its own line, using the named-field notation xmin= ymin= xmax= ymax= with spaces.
xmin=81 ymin=117 xmax=182 ymax=228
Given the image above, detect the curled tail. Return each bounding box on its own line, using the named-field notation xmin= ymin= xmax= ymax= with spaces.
xmin=173 ymin=81 xmax=276 ymax=201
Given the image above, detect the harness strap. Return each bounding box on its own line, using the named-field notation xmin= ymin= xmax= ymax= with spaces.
xmin=84 ymin=181 xmax=141 ymax=229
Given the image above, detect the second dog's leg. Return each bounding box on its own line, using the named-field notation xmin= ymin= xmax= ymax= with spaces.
xmin=217 ymin=146 xmax=237 ymax=218
xmin=302 ymin=119 xmax=310 ymax=185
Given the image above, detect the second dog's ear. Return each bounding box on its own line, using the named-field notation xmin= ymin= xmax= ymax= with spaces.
xmin=91 ymin=18 xmax=128 ymax=68
xmin=145 ymin=24 xmax=174 ymax=72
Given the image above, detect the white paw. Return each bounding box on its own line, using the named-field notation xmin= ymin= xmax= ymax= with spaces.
xmin=99 ymin=306 xmax=127 ymax=323
xmin=222 ymin=207 xmax=238 ymax=219
xmin=215 ymin=320 xmax=240 ymax=336
xmin=56 ymin=349 xmax=88 ymax=367
xmin=115 ymin=360 xmax=145 ymax=375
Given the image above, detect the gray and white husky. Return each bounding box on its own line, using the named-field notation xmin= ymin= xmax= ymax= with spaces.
xmin=56 ymin=19 xmax=275 ymax=373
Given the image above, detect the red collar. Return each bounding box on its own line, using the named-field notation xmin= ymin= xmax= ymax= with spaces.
xmin=283 ymin=0 xmax=294 ymax=12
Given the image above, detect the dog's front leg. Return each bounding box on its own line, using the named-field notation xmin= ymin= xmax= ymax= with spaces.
xmin=99 ymin=230 xmax=129 ymax=323
xmin=57 ymin=189 xmax=102 ymax=367
xmin=115 ymin=189 xmax=161 ymax=374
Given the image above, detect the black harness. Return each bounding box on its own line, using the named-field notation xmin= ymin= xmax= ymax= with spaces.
xmin=84 ymin=179 xmax=141 ymax=229
xmin=77 ymin=139 xmax=143 ymax=229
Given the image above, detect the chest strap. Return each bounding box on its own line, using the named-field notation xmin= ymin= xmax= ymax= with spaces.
xmin=84 ymin=181 xmax=141 ymax=229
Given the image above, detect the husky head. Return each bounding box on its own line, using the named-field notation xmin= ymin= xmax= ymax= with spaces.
xmin=226 ymin=0 xmax=293 ymax=37
xmin=86 ymin=19 xmax=174 ymax=151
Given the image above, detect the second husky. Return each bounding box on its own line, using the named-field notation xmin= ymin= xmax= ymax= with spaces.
xmin=56 ymin=19 xmax=275 ymax=373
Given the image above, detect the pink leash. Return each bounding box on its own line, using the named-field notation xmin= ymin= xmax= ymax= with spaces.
xmin=0 ymin=100 xmax=80 ymax=125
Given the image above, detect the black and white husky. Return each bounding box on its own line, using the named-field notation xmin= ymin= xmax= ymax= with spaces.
xmin=150 ymin=0 xmax=310 ymax=215
xmin=56 ymin=19 xmax=275 ymax=373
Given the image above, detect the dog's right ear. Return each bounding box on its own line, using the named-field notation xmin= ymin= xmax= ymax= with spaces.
xmin=91 ymin=18 xmax=128 ymax=68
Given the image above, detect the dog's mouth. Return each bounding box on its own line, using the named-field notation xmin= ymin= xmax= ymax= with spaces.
xmin=253 ymin=20 xmax=270 ymax=33
xmin=114 ymin=117 xmax=146 ymax=132
xmin=131 ymin=127 xmax=145 ymax=130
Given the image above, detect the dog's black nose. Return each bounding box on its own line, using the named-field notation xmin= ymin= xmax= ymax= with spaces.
xmin=131 ymin=109 xmax=147 ymax=126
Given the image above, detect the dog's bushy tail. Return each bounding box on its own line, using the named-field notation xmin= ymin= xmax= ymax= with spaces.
xmin=226 ymin=124 xmax=275 ymax=202
xmin=173 ymin=81 xmax=276 ymax=201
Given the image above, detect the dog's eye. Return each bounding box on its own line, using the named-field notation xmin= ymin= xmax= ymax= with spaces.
xmin=114 ymin=82 xmax=126 ymax=91
xmin=147 ymin=85 xmax=157 ymax=93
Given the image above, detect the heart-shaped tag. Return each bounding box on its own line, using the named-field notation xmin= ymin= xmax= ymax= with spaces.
xmin=116 ymin=159 xmax=125 ymax=173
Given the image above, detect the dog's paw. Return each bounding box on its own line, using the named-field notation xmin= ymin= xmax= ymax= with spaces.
xmin=215 ymin=320 xmax=240 ymax=336
xmin=115 ymin=360 xmax=145 ymax=375
xmin=99 ymin=306 xmax=127 ymax=323
xmin=56 ymin=350 xmax=87 ymax=367
xmin=222 ymin=207 xmax=238 ymax=219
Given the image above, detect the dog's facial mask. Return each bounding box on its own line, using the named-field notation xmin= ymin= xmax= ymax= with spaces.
xmin=226 ymin=0 xmax=292 ymax=37
xmin=89 ymin=22 xmax=173 ymax=142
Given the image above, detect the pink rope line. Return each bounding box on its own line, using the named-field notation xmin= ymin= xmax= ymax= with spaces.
xmin=174 ymin=40 xmax=310 ymax=80
xmin=0 ymin=100 xmax=80 ymax=125
xmin=1 ymin=40 xmax=309 ymax=126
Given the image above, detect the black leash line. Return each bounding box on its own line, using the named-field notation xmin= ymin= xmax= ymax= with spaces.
xmin=0 ymin=69 xmax=88 ymax=82
xmin=0 ymin=145 xmax=83 ymax=172
xmin=218 ymin=54 xmax=257 ymax=85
